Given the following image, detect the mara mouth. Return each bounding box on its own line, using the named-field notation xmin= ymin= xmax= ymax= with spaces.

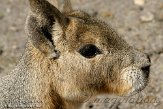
xmin=120 ymin=66 xmax=149 ymax=96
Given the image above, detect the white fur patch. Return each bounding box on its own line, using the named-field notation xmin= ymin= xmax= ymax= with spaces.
xmin=121 ymin=66 xmax=147 ymax=94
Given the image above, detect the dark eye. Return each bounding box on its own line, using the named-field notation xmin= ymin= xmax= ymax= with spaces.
xmin=78 ymin=44 xmax=101 ymax=58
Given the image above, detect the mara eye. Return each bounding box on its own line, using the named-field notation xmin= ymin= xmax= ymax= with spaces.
xmin=78 ymin=44 xmax=101 ymax=58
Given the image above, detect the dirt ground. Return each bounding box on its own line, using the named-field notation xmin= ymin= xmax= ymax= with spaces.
xmin=0 ymin=0 xmax=163 ymax=109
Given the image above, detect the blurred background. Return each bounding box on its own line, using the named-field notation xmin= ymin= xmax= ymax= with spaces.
xmin=0 ymin=0 xmax=163 ymax=109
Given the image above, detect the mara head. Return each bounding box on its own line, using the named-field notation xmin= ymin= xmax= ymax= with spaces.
xmin=25 ymin=0 xmax=151 ymax=102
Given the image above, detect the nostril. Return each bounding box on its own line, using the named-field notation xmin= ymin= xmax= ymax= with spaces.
xmin=141 ymin=65 xmax=150 ymax=72
xmin=141 ymin=65 xmax=150 ymax=77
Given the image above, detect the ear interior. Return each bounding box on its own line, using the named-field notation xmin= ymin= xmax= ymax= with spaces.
xmin=26 ymin=0 xmax=68 ymax=58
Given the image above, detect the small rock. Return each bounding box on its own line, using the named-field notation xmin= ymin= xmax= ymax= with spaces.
xmin=140 ymin=12 xmax=154 ymax=22
xmin=6 ymin=8 xmax=11 ymax=13
xmin=9 ymin=26 xmax=19 ymax=32
xmin=153 ymin=103 xmax=159 ymax=106
xmin=134 ymin=0 xmax=145 ymax=6
xmin=12 ymin=45 xmax=18 ymax=49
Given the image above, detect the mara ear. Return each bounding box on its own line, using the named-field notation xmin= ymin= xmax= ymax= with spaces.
xmin=57 ymin=0 xmax=73 ymax=13
xmin=25 ymin=0 xmax=68 ymax=59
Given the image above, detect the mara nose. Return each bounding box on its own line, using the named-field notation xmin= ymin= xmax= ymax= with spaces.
xmin=136 ymin=53 xmax=151 ymax=78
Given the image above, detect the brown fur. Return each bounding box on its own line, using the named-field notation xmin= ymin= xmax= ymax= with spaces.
xmin=0 ymin=0 xmax=151 ymax=109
